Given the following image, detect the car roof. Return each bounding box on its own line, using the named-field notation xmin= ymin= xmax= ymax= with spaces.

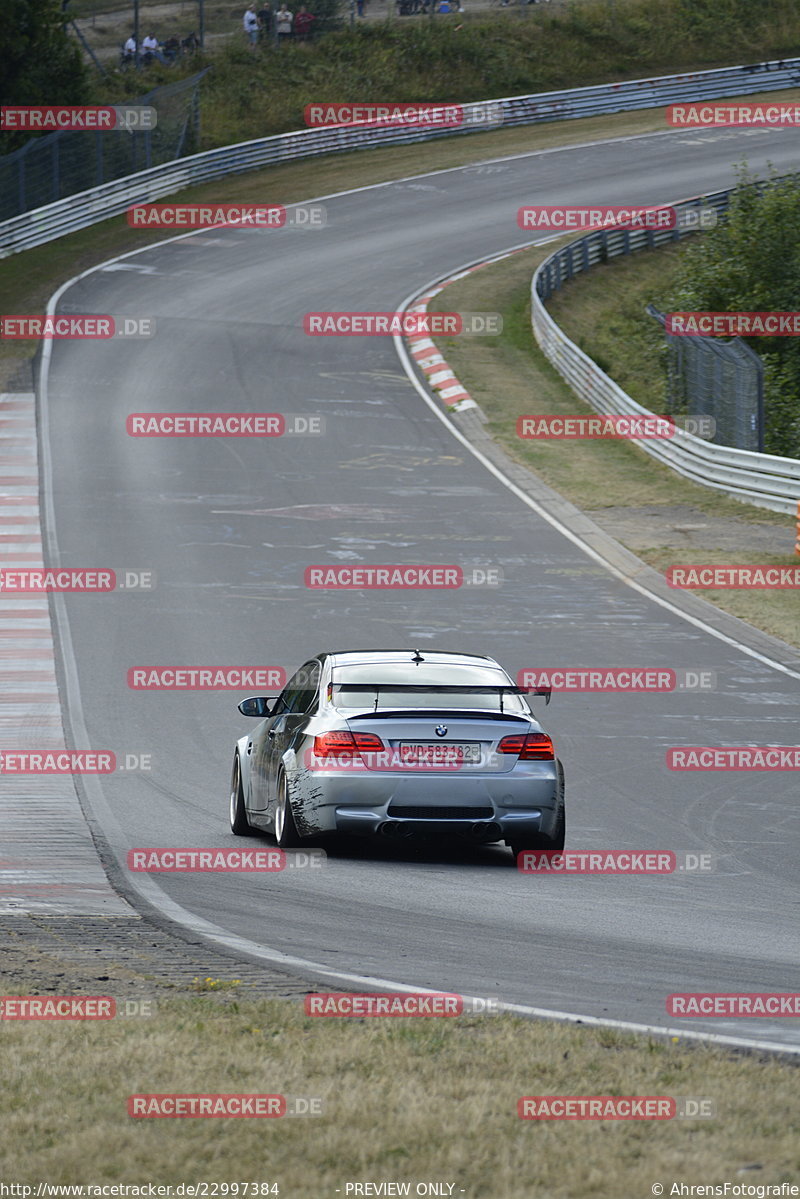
xmin=324 ymin=649 xmax=501 ymax=670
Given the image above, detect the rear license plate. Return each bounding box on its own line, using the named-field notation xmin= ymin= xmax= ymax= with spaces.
xmin=398 ymin=742 xmax=481 ymax=766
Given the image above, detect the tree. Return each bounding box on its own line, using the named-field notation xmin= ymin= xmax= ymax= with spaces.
xmin=1 ymin=0 xmax=90 ymax=153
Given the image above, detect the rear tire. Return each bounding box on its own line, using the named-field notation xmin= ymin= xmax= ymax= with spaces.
xmin=274 ymin=771 xmax=302 ymax=848
xmin=509 ymin=761 xmax=565 ymax=860
xmin=230 ymin=754 xmax=254 ymax=836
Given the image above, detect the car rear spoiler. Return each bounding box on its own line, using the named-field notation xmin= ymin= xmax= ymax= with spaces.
xmin=328 ymin=682 xmax=551 ymax=710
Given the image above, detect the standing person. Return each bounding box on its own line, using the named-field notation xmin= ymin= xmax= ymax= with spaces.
xmin=257 ymin=1 xmax=271 ymax=40
xmin=243 ymin=4 xmax=259 ymax=45
xmin=356 ymin=0 xmax=364 ymax=15
xmin=294 ymin=4 xmax=315 ymax=40
xmin=276 ymin=4 xmax=293 ymax=42
xmin=122 ymin=32 xmax=137 ymax=63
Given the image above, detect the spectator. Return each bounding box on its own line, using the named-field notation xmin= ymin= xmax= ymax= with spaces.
xmin=243 ymin=4 xmax=259 ymax=45
xmin=141 ymin=31 xmax=169 ymax=63
xmin=294 ymin=4 xmax=315 ymax=39
xmin=163 ymin=34 xmax=180 ymax=61
xmin=257 ymin=1 xmax=271 ymax=40
xmin=356 ymin=0 xmax=363 ymax=14
xmin=122 ymin=33 xmax=137 ymax=62
xmin=276 ymin=4 xmax=293 ymax=41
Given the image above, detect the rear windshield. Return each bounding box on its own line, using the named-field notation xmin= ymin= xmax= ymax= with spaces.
xmin=330 ymin=663 xmax=527 ymax=712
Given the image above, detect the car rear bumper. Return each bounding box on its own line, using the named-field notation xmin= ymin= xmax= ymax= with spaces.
xmin=334 ymin=808 xmax=549 ymax=842
xmin=289 ymin=766 xmax=560 ymax=841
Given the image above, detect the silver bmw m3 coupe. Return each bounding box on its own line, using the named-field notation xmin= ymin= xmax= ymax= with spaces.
xmin=229 ymin=649 xmax=565 ymax=859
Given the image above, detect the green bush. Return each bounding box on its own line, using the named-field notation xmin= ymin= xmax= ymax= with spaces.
xmin=667 ymin=167 xmax=800 ymax=458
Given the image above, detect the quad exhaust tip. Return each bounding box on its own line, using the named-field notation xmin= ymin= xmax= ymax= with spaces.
xmin=380 ymin=821 xmax=414 ymax=839
xmin=469 ymin=820 xmax=502 ymax=841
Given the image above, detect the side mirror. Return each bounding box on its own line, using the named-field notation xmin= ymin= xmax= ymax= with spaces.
xmin=520 ymin=686 xmax=551 ymax=706
xmin=238 ymin=696 xmax=277 ymax=718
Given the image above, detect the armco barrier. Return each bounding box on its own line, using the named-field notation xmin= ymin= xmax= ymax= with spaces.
xmin=3 ymin=56 xmax=800 ymax=257
xmin=531 ymin=191 xmax=800 ymax=515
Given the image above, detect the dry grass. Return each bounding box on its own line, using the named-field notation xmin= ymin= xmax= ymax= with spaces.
xmin=1 ymin=986 xmax=799 ymax=1194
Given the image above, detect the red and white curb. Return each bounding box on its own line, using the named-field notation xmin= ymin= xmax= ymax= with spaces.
xmin=405 ymin=286 xmax=473 ymax=412
xmin=404 ymin=251 xmax=529 ymax=416
xmin=0 ymin=392 xmax=132 ymax=916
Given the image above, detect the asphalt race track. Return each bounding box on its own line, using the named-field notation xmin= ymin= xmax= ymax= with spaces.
xmin=42 ymin=126 xmax=800 ymax=1049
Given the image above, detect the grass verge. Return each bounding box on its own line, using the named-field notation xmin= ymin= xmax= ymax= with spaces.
xmin=428 ymin=241 xmax=800 ymax=648
xmin=2 ymin=958 xmax=799 ymax=1193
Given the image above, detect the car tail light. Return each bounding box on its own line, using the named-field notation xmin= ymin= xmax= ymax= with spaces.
xmin=497 ymin=733 xmax=554 ymax=761
xmin=313 ymin=730 xmax=384 ymax=758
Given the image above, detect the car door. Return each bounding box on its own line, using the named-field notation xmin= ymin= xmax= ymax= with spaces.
xmin=249 ymin=679 xmax=297 ymax=814
xmin=264 ymin=660 xmax=321 ymax=814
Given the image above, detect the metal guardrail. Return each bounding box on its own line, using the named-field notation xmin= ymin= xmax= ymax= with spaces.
xmin=3 ymin=56 xmax=800 ymax=257
xmin=531 ymin=191 xmax=800 ymax=515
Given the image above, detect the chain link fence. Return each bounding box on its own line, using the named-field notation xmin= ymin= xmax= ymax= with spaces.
xmin=0 ymin=69 xmax=208 ymax=222
xmin=647 ymin=303 xmax=765 ymax=452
